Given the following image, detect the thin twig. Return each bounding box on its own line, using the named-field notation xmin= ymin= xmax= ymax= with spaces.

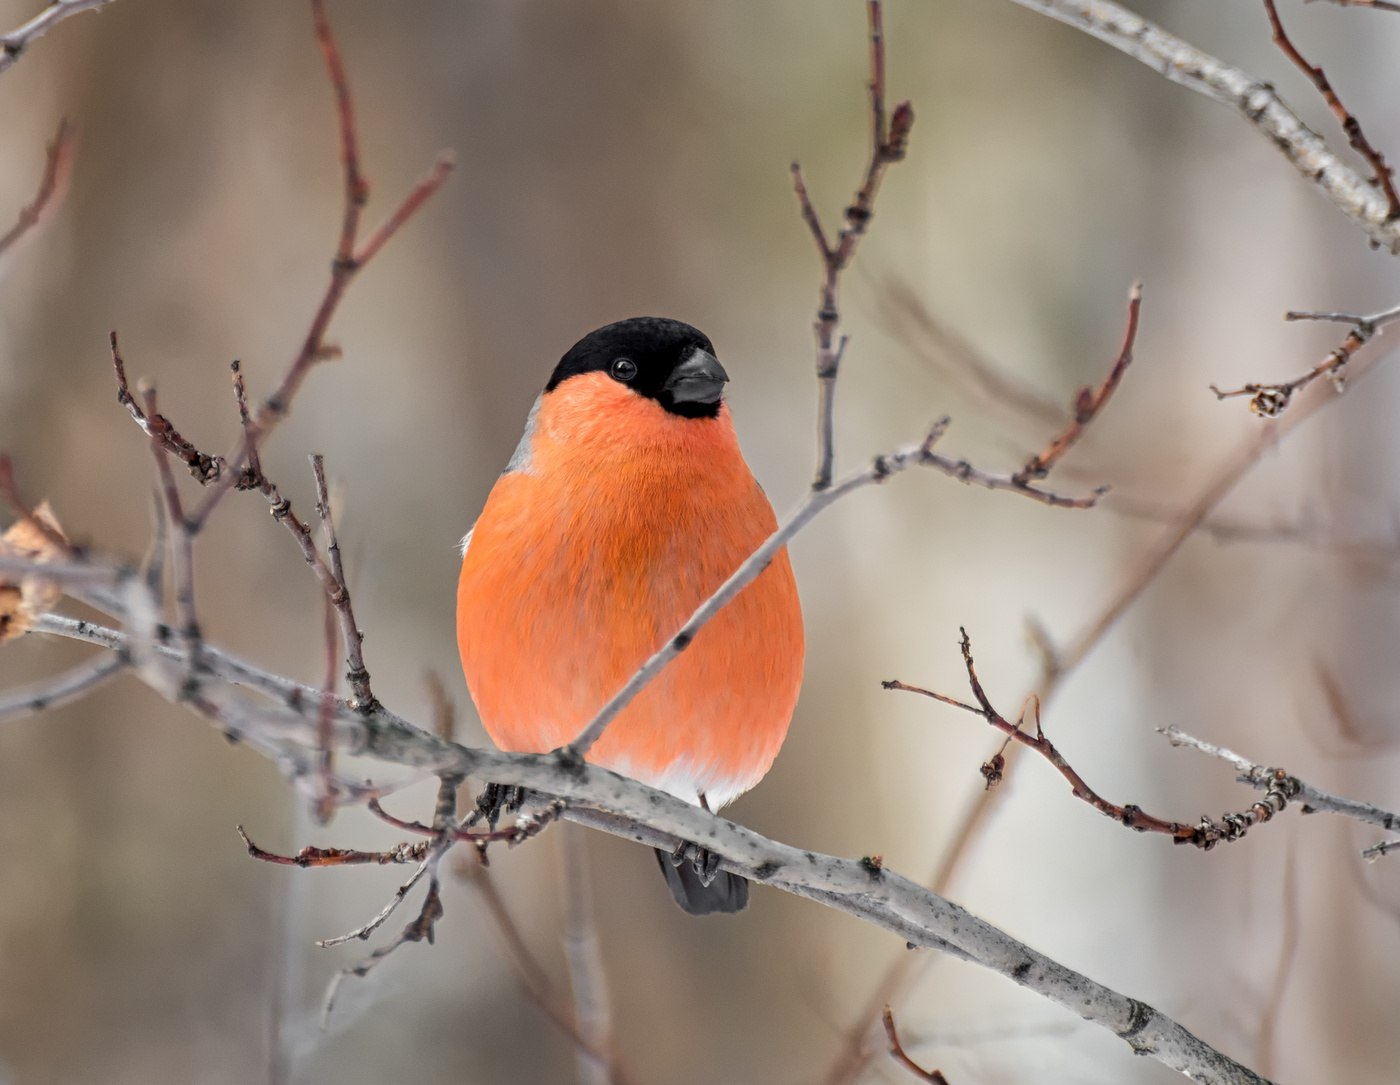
xmin=1160 ymin=726 xmax=1400 ymax=844
xmin=188 ymin=0 xmax=453 ymax=527
xmin=237 ymin=826 xmax=429 ymax=868
xmin=882 ymin=1008 xmax=950 ymax=1084
xmin=888 ymin=629 xmax=1299 ymax=850
xmin=312 ymin=454 xmax=374 ymax=710
xmin=819 ymin=294 xmax=1391 ymax=1085
xmin=1262 ymin=0 xmax=1400 ymax=220
xmin=230 ymin=360 xmax=262 ymax=483
xmin=0 ymin=0 xmax=116 ymax=76
xmin=18 ymin=584 xmax=1277 ymax=1084
xmin=110 ymin=333 xmax=226 ymax=483
xmin=313 ymin=591 xmax=338 ymax=824
xmin=1008 ymin=0 xmax=1400 ymax=251
xmin=0 ymin=653 xmax=126 ymax=722
xmin=565 ymin=417 xmax=1101 ymax=759
xmin=1211 ymin=301 xmax=1400 ymax=415
xmin=139 ymin=385 xmax=200 ymax=666
xmin=319 ymin=878 xmax=444 ymax=1025
xmin=792 ymin=0 xmax=915 ymax=491
xmin=319 ymin=775 xmax=457 ymax=1024
xmin=0 ymin=118 xmax=75 ymax=259
xmin=1014 ymin=283 xmax=1141 ymax=483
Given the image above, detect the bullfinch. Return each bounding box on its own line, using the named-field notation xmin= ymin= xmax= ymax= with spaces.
xmin=457 ymin=317 xmax=804 ymax=914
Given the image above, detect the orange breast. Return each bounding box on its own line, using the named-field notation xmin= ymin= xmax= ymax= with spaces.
xmin=456 ymin=374 xmax=803 ymax=808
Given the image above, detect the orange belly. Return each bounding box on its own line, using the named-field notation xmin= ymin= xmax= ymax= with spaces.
xmin=456 ymin=392 xmax=803 ymax=808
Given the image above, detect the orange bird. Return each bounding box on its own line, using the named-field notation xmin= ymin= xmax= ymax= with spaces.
xmin=457 ymin=317 xmax=804 ymax=914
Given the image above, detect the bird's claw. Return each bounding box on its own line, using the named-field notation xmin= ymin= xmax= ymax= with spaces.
xmin=470 ymin=782 xmax=525 ymax=828
xmin=670 ymin=840 xmax=722 ymax=887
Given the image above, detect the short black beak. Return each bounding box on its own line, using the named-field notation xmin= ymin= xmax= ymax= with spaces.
xmin=665 ymin=347 xmax=730 ymax=406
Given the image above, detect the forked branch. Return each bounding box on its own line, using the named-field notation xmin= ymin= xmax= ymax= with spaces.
xmin=887 ymin=629 xmax=1300 ymax=850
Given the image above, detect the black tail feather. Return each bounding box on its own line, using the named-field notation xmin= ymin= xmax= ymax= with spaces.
xmin=654 ymin=847 xmax=749 ymax=915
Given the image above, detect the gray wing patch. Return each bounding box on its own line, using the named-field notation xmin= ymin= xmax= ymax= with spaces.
xmin=503 ymin=395 xmax=542 ymax=476
xmin=462 ymin=396 xmax=540 ymax=558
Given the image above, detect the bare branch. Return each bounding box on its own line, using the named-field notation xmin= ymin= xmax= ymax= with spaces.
xmin=882 ymin=1008 xmax=950 ymax=1084
xmin=318 ymin=775 xmax=457 ymax=1024
xmin=185 ymin=0 xmax=452 ymax=525
xmin=109 ymin=333 xmax=226 ymax=484
xmin=1211 ymin=301 xmax=1400 ymax=416
xmin=1014 ymin=283 xmax=1141 ymax=483
xmin=1008 ymin=0 xmax=1400 ymax=251
xmin=0 ymin=652 xmax=126 ymax=722
xmin=565 ymin=417 xmax=1102 ymax=759
xmin=311 ymin=454 xmax=374 ymax=710
xmin=792 ymin=0 xmax=915 ymax=491
xmin=16 ymin=586 xmax=1274 ymax=1084
xmin=1262 ymin=0 xmax=1400 ymax=220
xmin=821 ymin=282 xmax=1394 ymax=1085
xmin=1161 ymin=726 xmax=1400 ymax=846
xmin=0 ymin=118 xmax=74 ymax=260
xmin=0 ymin=0 xmax=115 ymax=76
xmin=889 ymin=629 xmax=1299 ymax=850
xmin=139 ymin=384 xmax=200 ymax=661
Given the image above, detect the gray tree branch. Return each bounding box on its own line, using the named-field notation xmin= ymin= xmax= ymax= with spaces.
xmin=14 ymin=584 xmax=1272 ymax=1085
xmin=1009 ymin=0 xmax=1400 ymax=252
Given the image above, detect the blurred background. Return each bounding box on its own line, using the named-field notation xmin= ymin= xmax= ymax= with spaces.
xmin=1 ymin=1 xmax=1398 ymax=1082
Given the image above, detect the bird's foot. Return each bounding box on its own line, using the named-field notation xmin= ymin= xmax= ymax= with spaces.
xmin=670 ymin=840 xmax=723 ymax=887
xmin=469 ymin=782 xmax=525 ymax=829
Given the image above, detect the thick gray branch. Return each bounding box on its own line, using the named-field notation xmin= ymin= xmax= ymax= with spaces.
xmin=0 ymin=0 xmax=116 ymax=76
xmin=1008 ymin=0 xmax=1400 ymax=252
xmin=22 ymin=609 xmax=1270 ymax=1085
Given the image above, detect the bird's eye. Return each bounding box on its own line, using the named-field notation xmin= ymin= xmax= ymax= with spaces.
xmin=610 ymin=357 xmax=638 ymax=382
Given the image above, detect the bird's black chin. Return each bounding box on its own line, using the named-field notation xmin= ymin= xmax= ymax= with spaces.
xmin=658 ymin=393 xmax=723 ymax=419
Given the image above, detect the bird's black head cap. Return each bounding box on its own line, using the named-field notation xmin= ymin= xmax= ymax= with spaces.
xmin=546 ymin=316 xmax=729 ymax=419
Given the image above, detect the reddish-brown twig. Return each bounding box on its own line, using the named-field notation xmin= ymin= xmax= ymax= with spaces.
xmin=887 ymin=629 xmax=1300 ymax=850
xmin=109 ymin=333 xmax=226 ymax=483
xmin=369 ymin=793 xmax=567 ymax=861
xmin=1014 ymin=283 xmax=1142 ymax=483
xmin=1262 ymin=0 xmax=1400 ymax=220
xmin=0 ymin=118 xmax=74 ymax=259
xmin=1211 ymin=300 xmax=1400 ymax=415
xmin=237 ymin=825 xmax=429 ymax=868
xmin=792 ymin=0 xmax=914 ymax=491
xmin=564 ymin=0 xmax=1103 ymax=766
xmin=881 ymin=1008 xmax=950 ymax=1084
xmin=189 ymin=0 xmax=453 ymax=528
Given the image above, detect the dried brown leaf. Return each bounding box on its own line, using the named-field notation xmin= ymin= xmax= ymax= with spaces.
xmin=0 ymin=501 xmax=68 ymax=643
